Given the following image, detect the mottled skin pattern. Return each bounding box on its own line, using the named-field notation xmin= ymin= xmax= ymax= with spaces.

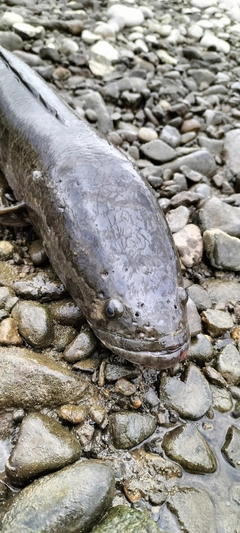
xmin=0 ymin=45 xmax=189 ymax=369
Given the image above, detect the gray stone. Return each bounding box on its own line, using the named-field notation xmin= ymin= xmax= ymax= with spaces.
xmin=222 ymin=426 xmax=240 ymax=468
xmin=162 ymin=423 xmax=217 ymax=474
xmin=187 ymin=284 xmax=212 ymax=312
xmin=187 ymin=334 xmax=214 ymax=365
xmin=6 ymin=413 xmax=81 ymax=485
xmin=217 ymin=344 xmax=240 ymax=385
xmin=210 ymin=385 xmax=233 ymax=413
xmin=75 ymin=90 xmax=113 ymax=134
xmin=109 ymin=412 xmax=157 ymax=449
xmin=1 ymin=460 xmax=115 ymax=533
xmin=140 ymin=140 xmax=177 ymax=163
xmin=160 ymin=125 xmax=181 ymax=148
xmin=198 ymin=135 xmax=224 ymax=155
xmin=91 ymin=506 xmax=162 ymax=533
xmin=203 ymin=229 xmax=240 ymax=271
xmin=161 ymin=149 xmax=216 ymax=177
xmin=188 ymin=68 xmax=216 ymax=88
xmin=160 ymin=364 xmax=212 ymax=420
xmin=0 ymin=346 xmax=91 ymax=409
xmin=167 ymin=486 xmax=216 ymax=533
xmin=0 ymin=31 xmax=23 ymax=50
xmin=173 ymin=224 xmax=203 ymax=268
xmin=11 ymin=300 xmax=54 ymax=349
xmin=12 ymin=270 xmax=67 ymax=301
xmin=63 ymin=324 xmax=97 ymax=362
xmin=198 ymin=198 xmax=240 ymax=237
xmin=50 ymin=299 xmax=84 ymax=326
xmin=224 ymin=129 xmax=240 ymax=190
xmin=201 ymin=310 xmax=233 ymax=338
xmin=186 ymin=297 xmax=202 ymax=337
xmin=166 ymin=206 xmax=189 ymax=233
xmin=202 ymin=280 xmax=240 ymax=306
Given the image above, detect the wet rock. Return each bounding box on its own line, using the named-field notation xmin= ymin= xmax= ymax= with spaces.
xmin=203 ymin=366 xmax=227 ymax=388
xmin=203 ymin=230 xmax=240 ymax=271
xmin=6 ymin=412 xmax=81 ymax=485
xmin=12 ymin=270 xmax=67 ymax=301
xmin=166 ymin=206 xmax=189 ymax=233
xmin=161 ymin=149 xmax=216 ymax=177
xmin=89 ymin=404 xmax=106 ymax=426
xmin=73 ymin=358 xmax=100 ymax=372
xmin=0 ymin=346 xmax=91 ymax=408
xmin=63 ymin=323 xmax=97 ymax=363
xmin=58 ymin=404 xmax=87 ymax=425
xmin=162 ymin=423 xmax=217 ymax=474
xmin=187 ymin=285 xmax=212 ymax=312
xmin=210 ymin=385 xmax=233 ymax=413
xmin=114 ymin=378 xmax=136 ymax=397
xmin=105 ymin=364 xmax=140 ymax=382
xmin=140 ymin=140 xmax=177 ymax=163
xmin=197 ymin=198 xmax=240 ymax=237
xmin=222 ymin=426 xmax=240 ymax=468
xmin=109 ymin=412 xmax=156 ymax=449
xmin=53 ymin=324 xmax=77 ymax=352
xmin=173 ymin=224 xmax=203 ymax=267
xmin=2 ymin=460 xmax=115 ymax=533
xmin=160 ymin=364 xmax=212 ymax=420
xmin=187 ymin=334 xmax=214 ymax=365
xmin=0 ymin=317 xmax=22 ymax=346
xmin=11 ymin=300 xmax=54 ymax=348
xmin=186 ymin=297 xmax=202 ymax=337
xmin=91 ymin=506 xmax=161 ymax=533
xmin=50 ymin=298 xmax=84 ymax=326
xmin=0 ymin=240 xmax=14 ymax=260
xmin=167 ymin=486 xmax=216 ymax=533
xmin=201 ymin=309 xmax=233 ymax=338
xmin=217 ymin=344 xmax=240 ymax=385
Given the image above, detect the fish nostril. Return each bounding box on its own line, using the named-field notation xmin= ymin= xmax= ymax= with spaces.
xmin=135 ymin=311 xmax=140 ymax=318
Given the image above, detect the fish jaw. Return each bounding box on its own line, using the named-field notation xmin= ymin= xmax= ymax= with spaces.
xmin=93 ymin=327 xmax=189 ymax=370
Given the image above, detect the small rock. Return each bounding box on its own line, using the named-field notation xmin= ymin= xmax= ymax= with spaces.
xmin=0 ymin=241 xmax=14 ymax=260
xmin=161 ymin=149 xmax=216 ymax=178
xmin=173 ymin=224 xmax=203 ymax=268
xmin=58 ymin=405 xmax=87 ymax=425
xmin=198 ymin=198 xmax=240 ymax=237
xmin=109 ymin=412 xmax=156 ymax=449
xmin=0 ymin=317 xmax=22 ymax=346
xmin=58 ymin=38 xmax=79 ymax=54
xmin=107 ymin=5 xmax=144 ymax=27
xmin=160 ymin=364 xmax=212 ymax=420
xmin=114 ymin=378 xmax=136 ymax=397
xmin=13 ymin=22 xmax=44 ymax=40
xmin=217 ymin=344 xmax=240 ymax=385
xmin=50 ymin=299 xmax=84 ymax=326
xmin=91 ymin=506 xmax=161 ymax=533
xmin=200 ymin=30 xmax=230 ymax=54
xmin=12 ymin=270 xmax=67 ymax=301
xmin=210 ymin=385 xmax=233 ymax=413
xmin=187 ymin=334 xmax=214 ymax=365
xmin=186 ymin=297 xmax=202 ymax=337
xmin=138 ymin=127 xmax=158 ymax=142
xmin=1 ymin=11 xmax=23 ymax=27
xmin=140 ymin=139 xmax=177 ymax=163
xmin=162 ymin=423 xmax=217 ymax=474
xmin=160 ymin=125 xmax=181 ymax=148
xmin=187 ymin=285 xmax=212 ymax=312
xmin=166 ymin=206 xmax=189 ymax=233
xmin=91 ymin=40 xmax=119 ymax=61
xmin=6 ymin=412 xmax=81 ymax=485
xmin=201 ymin=310 xmax=233 ymax=338
xmin=203 ymin=230 xmax=240 ymax=271
xmin=222 ymin=426 xmax=240 ymax=467
xmin=167 ymin=486 xmax=216 ymax=533
xmin=63 ymin=324 xmax=97 ymax=363
xmin=0 ymin=31 xmax=23 ymax=51
xmin=11 ymin=300 xmax=54 ymax=348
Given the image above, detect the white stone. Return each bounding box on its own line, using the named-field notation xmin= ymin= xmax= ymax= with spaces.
xmin=88 ymin=58 xmax=114 ymax=77
xmin=107 ymin=4 xmax=144 ymax=28
xmin=58 ymin=38 xmax=79 ymax=54
xmin=13 ymin=22 xmax=44 ymax=39
xmin=200 ymin=30 xmax=230 ymax=54
xmin=1 ymin=12 xmax=23 ymax=27
xmin=156 ymin=49 xmax=177 ymax=65
xmin=91 ymin=40 xmax=119 ymax=61
xmin=81 ymin=29 xmax=100 ymax=44
xmin=94 ymin=22 xmax=116 ymax=39
xmin=133 ymin=39 xmax=148 ymax=53
xmin=190 ymin=0 xmax=218 ymax=7
xmin=138 ymin=127 xmax=158 ymax=142
xmin=159 ymin=24 xmax=172 ymax=37
xmin=188 ymin=24 xmax=204 ymax=39
xmin=197 ymin=19 xmax=216 ymax=29
xmin=166 ymin=29 xmax=183 ymax=45
xmin=230 ymin=23 xmax=240 ymax=33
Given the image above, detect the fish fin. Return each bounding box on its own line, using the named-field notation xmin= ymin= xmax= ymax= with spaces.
xmin=0 ymin=202 xmax=30 ymax=226
xmin=0 ymin=201 xmax=27 ymax=214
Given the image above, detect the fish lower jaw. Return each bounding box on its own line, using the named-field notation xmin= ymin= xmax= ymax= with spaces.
xmin=100 ymin=339 xmax=189 ymax=370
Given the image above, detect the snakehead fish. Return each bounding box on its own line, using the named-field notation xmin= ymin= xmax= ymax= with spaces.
xmin=0 ymin=45 xmax=189 ymax=369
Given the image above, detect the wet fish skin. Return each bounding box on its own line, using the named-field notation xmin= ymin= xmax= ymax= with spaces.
xmin=0 ymin=45 xmax=189 ymax=369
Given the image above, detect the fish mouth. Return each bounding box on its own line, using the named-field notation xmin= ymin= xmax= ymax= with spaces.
xmin=94 ymin=328 xmax=189 ymax=370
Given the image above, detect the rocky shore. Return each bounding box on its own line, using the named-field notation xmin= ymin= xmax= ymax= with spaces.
xmin=0 ymin=0 xmax=240 ymax=532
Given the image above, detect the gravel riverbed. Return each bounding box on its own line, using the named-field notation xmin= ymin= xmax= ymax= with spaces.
xmin=0 ymin=0 xmax=240 ymax=531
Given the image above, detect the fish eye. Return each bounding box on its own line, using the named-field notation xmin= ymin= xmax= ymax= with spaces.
xmin=178 ymin=287 xmax=188 ymax=306
xmin=105 ymin=299 xmax=124 ymax=319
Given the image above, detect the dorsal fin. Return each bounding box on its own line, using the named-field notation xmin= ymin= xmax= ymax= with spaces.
xmin=0 ymin=48 xmax=66 ymax=125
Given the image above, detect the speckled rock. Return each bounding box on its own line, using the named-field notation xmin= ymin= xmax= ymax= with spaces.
xmin=63 ymin=323 xmax=97 ymax=362
xmin=210 ymin=385 xmax=233 ymax=413
xmin=203 ymin=229 xmax=240 ymax=271
xmin=6 ymin=412 xmax=81 ymax=485
xmin=201 ymin=310 xmax=233 ymax=338
xmin=0 ymin=317 xmax=22 ymax=346
xmin=222 ymin=426 xmax=240 ymax=468
xmin=1 ymin=460 xmax=115 ymax=533
xmin=187 ymin=285 xmax=212 ymax=312
xmin=160 ymin=364 xmax=212 ymax=420
xmin=198 ymin=198 xmax=240 ymax=237
xmin=173 ymin=224 xmax=203 ymax=268
xmin=162 ymin=423 xmax=217 ymax=474
xmin=12 ymin=270 xmax=67 ymax=301
xmin=167 ymin=486 xmax=216 ymax=533
xmin=166 ymin=206 xmax=189 ymax=233
xmin=0 ymin=346 xmax=91 ymax=408
xmin=217 ymin=344 xmax=240 ymax=385
xmin=109 ymin=412 xmax=157 ymax=449
xmin=11 ymin=300 xmax=54 ymax=348
xmin=187 ymin=334 xmax=214 ymax=365
xmin=91 ymin=505 xmax=162 ymax=533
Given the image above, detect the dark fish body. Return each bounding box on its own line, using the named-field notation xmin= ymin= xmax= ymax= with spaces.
xmin=0 ymin=45 xmax=189 ymax=369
